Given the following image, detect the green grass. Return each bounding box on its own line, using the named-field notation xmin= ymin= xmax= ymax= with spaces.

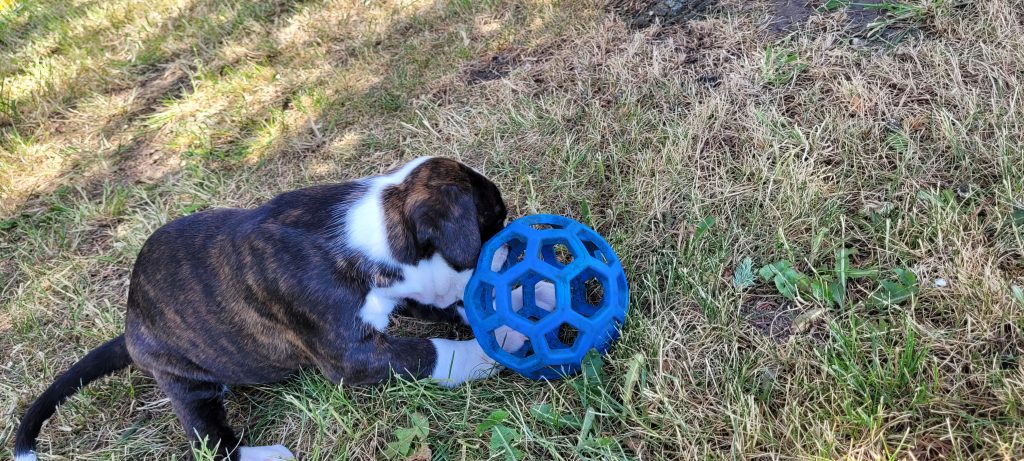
xmin=2 ymin=0 xmax=1024 ymax=459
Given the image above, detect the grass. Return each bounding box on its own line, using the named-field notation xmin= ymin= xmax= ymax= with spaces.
xmin=2 ymin=0 xmax=1023 ymax=459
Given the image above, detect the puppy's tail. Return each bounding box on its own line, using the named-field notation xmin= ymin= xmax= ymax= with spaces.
xmin=14 ymin=334 xmax=132 ymax=460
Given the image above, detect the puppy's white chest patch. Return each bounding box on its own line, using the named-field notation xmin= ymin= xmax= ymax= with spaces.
xmin=358 ymin=253 xmax=473 ymax=331
xmin=396 ymin=253 xmax=473 ymax=308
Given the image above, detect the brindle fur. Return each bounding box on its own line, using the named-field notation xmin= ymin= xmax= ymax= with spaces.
xmin=16 ymin=157 xmax=507 ymax=461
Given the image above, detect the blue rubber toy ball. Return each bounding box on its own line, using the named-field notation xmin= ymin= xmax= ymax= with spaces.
xmin=463 ymin=214 xmax=629 ymax=379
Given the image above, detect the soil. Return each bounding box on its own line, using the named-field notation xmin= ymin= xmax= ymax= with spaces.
xmin=770 ymin=0 xmax=818 ymax=32
xmin=770 ymin=0 xmax=885 ymax=34
xmin=743 ymin=298 xmax=799 ymax=342
xmin=611 ymin=0 xmax=716 ymax=29
xmin=465 ymin=50 xmax=521 ymax=85
xmin=742 ymin=297 xmax=828 ymax=343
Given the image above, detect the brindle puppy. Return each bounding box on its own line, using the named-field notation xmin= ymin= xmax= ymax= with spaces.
xmin=15 ymin=157 xmax=520 ymax=461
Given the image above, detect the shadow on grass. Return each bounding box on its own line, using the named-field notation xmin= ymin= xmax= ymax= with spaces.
xmin=2 ymin=1 xmax=544 ymax=456
xmin=0 ymin=0 xmax=101 ymax=52
xmin=0 ymin=0 xmax=323 ymax=213
xmin=1 ymin=0 xmax=538 ymax=219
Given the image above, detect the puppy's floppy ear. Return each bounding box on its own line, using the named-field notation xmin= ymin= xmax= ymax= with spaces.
xmin=411 ymin=185 xmax=481 ymax=270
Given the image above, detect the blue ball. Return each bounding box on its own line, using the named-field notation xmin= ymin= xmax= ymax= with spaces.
xmin=463 ymin=214 xmax=629 ymax=380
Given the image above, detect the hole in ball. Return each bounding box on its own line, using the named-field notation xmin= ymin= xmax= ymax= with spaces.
xmin=557 ymin=322 xmax=579 ymax=347
xmin=539 ymin=240 xmax=576 ymax=270
xmin=530 ymin=222 xmax=565 ymax=231
xmin=494 ymin=238 xmax=527 ymax=273
xmin=552 ymin=243 xmax=574 ymax=265
xmin=521 ymin=342 xmax=535 ymax=358
xmin=584 ymin=277 xmax=604 ymax=307
xmin=583 ymin=240 xmax=609 ymax=264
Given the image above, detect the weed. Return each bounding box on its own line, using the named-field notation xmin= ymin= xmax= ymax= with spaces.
xmin=732 ymin=256 xmax=755 ymax=291
xmin=757 ymin=248 xmax=895 ymax=308
xmin=760 ymin=47 xmax=807 ymax=86
xmin=385 ymin=412 xmax=429 ymax=460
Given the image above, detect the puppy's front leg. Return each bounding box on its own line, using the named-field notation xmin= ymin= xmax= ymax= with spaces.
xmin=412 ymin=282 xmax=562 ymax=384
xmin=318 ymin=333 xmax=500 ymax=387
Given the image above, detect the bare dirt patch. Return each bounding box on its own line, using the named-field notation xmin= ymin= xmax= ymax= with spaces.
xmin=112 ymin=133 xmax=180 ymax=185
xmin=611 ymin=0 xmax=716 ymax=29
xmin=742 ymin=297 xmax=828 ymax=343
xmin=770 ymin=0 xmax=817 ymax=32
xmin=743 ymin=298 xmax=799 ymax=342
xmin=465 ymin=49 xmax=522 ymax=85
xmin=770 ymin=0 xmax=885 ymax=35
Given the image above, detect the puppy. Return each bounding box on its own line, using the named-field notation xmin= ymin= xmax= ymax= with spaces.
xmin=15 ymin=157 xmax=518 ymax=461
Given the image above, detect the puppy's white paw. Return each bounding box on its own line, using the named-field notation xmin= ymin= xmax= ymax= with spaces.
xmin=493 ymin=325 xmax=528 ymax=353
xmin=509 ymin=281 xmax=557 ymax=313
xmin=430 ymin=338 xmax=500 ymax=387
xmin=238 ymin=444 xmax=296 ymax=461
xmin=533 ymin=281 xmax=557 ymax=311
xmin=495 ymin=281 xmax=558 ymax=354
xmin=490 ymin=244 xmax=510 ymax=272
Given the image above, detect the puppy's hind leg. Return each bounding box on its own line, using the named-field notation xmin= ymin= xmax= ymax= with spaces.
xmin=156 ymin=375 xmax=294 ymax=461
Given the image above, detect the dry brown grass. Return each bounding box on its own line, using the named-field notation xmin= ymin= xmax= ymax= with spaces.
xmin=2 ymin=0 xmax=1023 ymax=459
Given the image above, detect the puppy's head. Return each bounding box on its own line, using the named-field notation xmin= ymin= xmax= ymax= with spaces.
xmin=385 ymin=157 xmax=507 ymax=270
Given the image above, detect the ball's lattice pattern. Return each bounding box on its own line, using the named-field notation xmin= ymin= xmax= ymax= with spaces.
xmin=464 ymin=214 xmax=629 ymax=379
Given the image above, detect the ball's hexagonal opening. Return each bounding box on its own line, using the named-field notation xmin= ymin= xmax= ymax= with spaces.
xmin=493 ymin=325 xmax=533 ymax=358
xmin=549 ymin=322 xmax=580 ymax=350
xmin=514 ymin=336 xmax=535 ymax=359
xmin=509 ymin=272 xmax=558 ymax=324
xmin=569 ymin=267 xmax=610 ymax=317
xmin=470 ymin=280 xmax=498 ymax=320
xmin=538 ymin=239 xmax=576 ymax=269
xmin=582 ymin=239 xmax=610 ymax=265
xmin=584 ymin=277 xmax=605 ymax=306
xmin=529 ymin=222 xmax=566 ymax=231
xmin=492 ymin=236 xmax=527 ymax=274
